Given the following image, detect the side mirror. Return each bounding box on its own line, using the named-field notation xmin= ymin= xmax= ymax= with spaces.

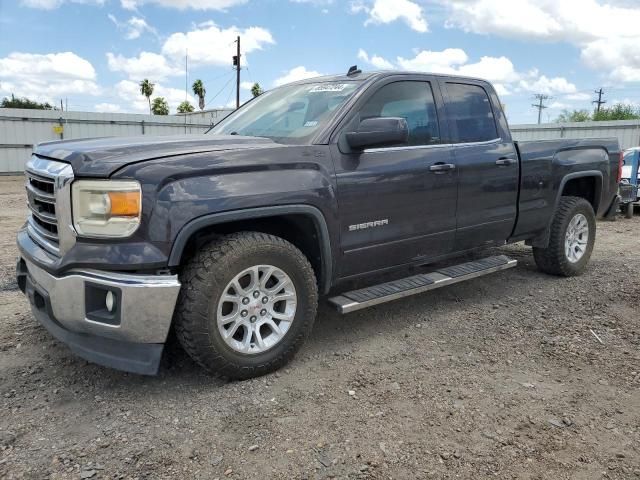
xmin=345 ymin=117 xmax=409 ymax=150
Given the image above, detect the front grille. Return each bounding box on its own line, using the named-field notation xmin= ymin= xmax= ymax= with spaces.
xmin=26 ymin=170 xmax=60 ymax=246
xmin=24 ymin=157 xmax=74 ymax=256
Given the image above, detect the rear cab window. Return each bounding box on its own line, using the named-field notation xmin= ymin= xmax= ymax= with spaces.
xmin=445 ymin=83 xmax=499 ymax=143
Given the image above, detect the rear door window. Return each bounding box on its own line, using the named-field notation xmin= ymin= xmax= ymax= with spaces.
xmin=446 ymin=83 xmax=498 ymax=143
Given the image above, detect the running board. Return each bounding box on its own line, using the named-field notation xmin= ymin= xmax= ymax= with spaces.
xmin=328 ymin=255 xmax=517 ymax=314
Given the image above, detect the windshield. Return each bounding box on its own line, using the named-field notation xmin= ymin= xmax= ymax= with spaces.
xmin=209 ymin=81 xmax=360 ymax=144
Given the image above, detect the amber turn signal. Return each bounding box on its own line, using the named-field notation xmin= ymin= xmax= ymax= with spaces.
xmin=108 ymin=191 xmax=141 ymax=217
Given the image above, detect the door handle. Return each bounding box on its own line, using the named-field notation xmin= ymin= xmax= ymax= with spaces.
xmin=496 ymin=158 xmax=517 ymax=166
xmin=429 ymin=163 xmax=456 ymax=173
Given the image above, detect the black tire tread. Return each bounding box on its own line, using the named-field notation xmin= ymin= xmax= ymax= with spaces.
xmin=532 ymin=196 xmax=595 ymax=277
xmin=173 ymin=232 xmax=318 ymax=380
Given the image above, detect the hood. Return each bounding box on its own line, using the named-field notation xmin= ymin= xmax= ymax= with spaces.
xmin=34 ymin=134 xmax=277 ymax=177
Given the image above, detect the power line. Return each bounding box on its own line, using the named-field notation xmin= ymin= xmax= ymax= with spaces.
xmin=204 ymin=75 xmax=235 ymax=109
xmin=532 ymin=94 xmax=551 ymax=124
xmin=593 ymin=88 xmax=606 ymax=113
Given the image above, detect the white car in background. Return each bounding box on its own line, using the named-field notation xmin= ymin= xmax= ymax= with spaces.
xmin=620 ymin=147 xmax=639 ymax=217
xmin=621 ymin=147 xmax=640 ymax=185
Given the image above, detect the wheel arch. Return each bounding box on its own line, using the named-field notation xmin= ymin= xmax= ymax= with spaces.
xmin=168 ymin=205 xmax=333 ymax=294
xmin=558 ymin=171 xmax=603 ymax=214
xmin=527 ymin=171 xmax=602 ymax=248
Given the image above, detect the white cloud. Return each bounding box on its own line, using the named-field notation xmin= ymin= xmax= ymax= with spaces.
xmin=566 ymin=92 xmax=592 ymax=101
xmin=290 ymin=0 xmax=333 ymax=3
xmin=518 ymin=75 xmax=577 ymax=95
xmin=357 ymin=49 xmax=394 ymax=70
xmin=581 ymin=37 xmax=640 ymax=82
xmin=240 ymin=81 xmax=254 ymax=90
xmin=274 ymin=66 xmax=322 ymax=86
xmin=396 ymin=48 xmax=468 ymax=72
xmin=162 ymin=23 xmax=274 ymax=67
xmin=21 ymin=0 xmax=104 ymax=9
xmin=358 ymin=47 xmax=576 ymax=98
xmin=440 ymin=0 xmax=640 ymax=81
xmin=0 ymin=51 xmax=99 ymax=103
xmin=108 ymin=14 xmax=156 ymax=40
xmin=121 ymin=0 xmax=247 ymax=10
xmin=107 ymin=52 xmax=182 ymax=81
xmin=94 ymin=102 xmax=123 ymax=113
xmin=112 ymin=79 xmax=196 ymax=114
xmin=352 ymin=0 xmax=428 ymax=32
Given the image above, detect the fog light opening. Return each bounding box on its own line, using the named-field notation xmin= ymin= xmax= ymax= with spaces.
xmin=105 ymin=291 xmax=116 ymax=313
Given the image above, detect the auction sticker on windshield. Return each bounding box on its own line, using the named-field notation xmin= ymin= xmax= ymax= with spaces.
xmin=309 ymin=84 xmax=350 ymax=93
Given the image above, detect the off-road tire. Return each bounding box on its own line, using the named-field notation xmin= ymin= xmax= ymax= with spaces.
xmin=173 ymin=232 xmax=318 ymax=380
xmin=533 ymin=196 xmax=596 ymax=277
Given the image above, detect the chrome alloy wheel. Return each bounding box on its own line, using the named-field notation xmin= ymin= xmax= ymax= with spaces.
xmin=565 ymin=213 xmax=589 ymax=263
xmin=216 ymin=265 xmax=297 ymax=354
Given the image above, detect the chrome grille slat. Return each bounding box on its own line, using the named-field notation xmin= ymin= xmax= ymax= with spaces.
xmin=27 ymin=203 xmax=57 ymax=224
xmin=26 ymin=183 xmax=55 ymax=202
xmin=28 ymin=217 xmax=59 ymax=241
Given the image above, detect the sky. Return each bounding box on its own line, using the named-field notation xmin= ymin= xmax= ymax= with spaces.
xmin=1 ymin=0 xmax=640 ymax=124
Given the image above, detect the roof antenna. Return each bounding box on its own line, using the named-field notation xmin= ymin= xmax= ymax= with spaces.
xmin=347 ymin=65 xmax=361 ymax=76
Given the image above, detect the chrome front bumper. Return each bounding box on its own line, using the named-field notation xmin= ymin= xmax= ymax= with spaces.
xmin=17 ymin=257 xmax=181 ymax=375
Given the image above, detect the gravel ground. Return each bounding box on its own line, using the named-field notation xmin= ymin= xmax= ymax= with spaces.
xmin=1 ymin=175 xmax=639 ymax=479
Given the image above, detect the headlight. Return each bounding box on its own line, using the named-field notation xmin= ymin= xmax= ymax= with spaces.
xmin=72 ymin=180 xmax=141 ymax=238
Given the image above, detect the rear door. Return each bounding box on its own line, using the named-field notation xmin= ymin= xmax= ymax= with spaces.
xmin=330 ymin=76 xmax=458 ymax=278
xmin=440 ymin=80 xmax=519 ymax=250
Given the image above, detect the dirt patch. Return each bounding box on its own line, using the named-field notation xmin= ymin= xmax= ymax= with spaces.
xmin=1 ymin=175 xmax=639 ymax=479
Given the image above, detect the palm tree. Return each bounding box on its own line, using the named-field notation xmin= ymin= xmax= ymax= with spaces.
xmin=151 ymin=97 xmax=169 ymax=115
xmin=251 ymin=82 xmax=264 ymax=98
xmin=177 ymin=101 xmax=195 ymax=113
xmin=192 ymin=79 xmax=206 ymax=111
xmin=139 ymin=79 xmax=154 ymax=114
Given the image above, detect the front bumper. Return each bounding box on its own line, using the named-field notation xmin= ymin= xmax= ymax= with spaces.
xmin=16 ymin=257 xmax=181 ymax=375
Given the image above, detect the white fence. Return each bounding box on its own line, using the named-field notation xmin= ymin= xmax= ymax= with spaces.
xmin=511 ymin=120 xmax=640 ymax=150
xmin=0 ymin=108 xmax=232 ymax=173
xmin=3 ymin=109 xmax=640 ymax=173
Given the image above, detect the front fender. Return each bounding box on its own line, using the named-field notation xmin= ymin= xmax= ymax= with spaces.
xmin=167 ymin=205 xmax=334 ymax=294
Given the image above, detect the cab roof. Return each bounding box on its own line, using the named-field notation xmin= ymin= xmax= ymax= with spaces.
xmin=282 ymin=70 xmax=490 ymax=86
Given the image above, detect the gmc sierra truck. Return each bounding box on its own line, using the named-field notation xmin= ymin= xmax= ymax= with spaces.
xmin=16 ymin=69 xmax=622 ymax=379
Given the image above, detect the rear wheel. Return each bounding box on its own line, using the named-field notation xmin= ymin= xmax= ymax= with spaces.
xmin=174 ymin=232 xmax=318 ymax=380
xmin=533 ymin=196 xmax=596 ymax=277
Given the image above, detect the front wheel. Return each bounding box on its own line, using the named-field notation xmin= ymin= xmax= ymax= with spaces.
xmin=533 ymin=196 xmax=596 ymax=277
xmin=174 ymin=232 xmax=318 ymax=380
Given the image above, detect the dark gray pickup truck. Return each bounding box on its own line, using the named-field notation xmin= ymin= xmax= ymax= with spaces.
xmin=16 ymin=70 xmax=622 ymax=378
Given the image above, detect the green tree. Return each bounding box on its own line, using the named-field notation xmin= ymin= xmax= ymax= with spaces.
xmin=192 ymin=79 xmax=206 ymax=110
xmin=592 ymin=103 xmax=640 ymax=121
xmin=177 ymin=100 xmax=195 ymax=113
xmin=139 ymin=79 xmax=155 ymax=114
xmin=251 ymin=82 xmax=264 ymax=98
xmin=555 ymin=109 xmax=591 ymax=123
xmin=1 ymin=94 xmax=53 ymax=110
xmin=151 ymin=97 xmax=169 ymax=115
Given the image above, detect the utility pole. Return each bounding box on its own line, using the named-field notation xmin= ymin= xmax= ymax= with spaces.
xmin=532 ymin=94 xmax=551 ymax=124
xmin=233 ymin=35 xmax=241 ymax=110
xmin=593 ymin=88 xmax=606 ymax=113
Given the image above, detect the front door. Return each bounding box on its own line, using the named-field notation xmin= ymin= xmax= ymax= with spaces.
xmin=441 ymin=81 xmax=519 ymax=251
xmin=331 ymin=77 xmax=458 ymax=278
